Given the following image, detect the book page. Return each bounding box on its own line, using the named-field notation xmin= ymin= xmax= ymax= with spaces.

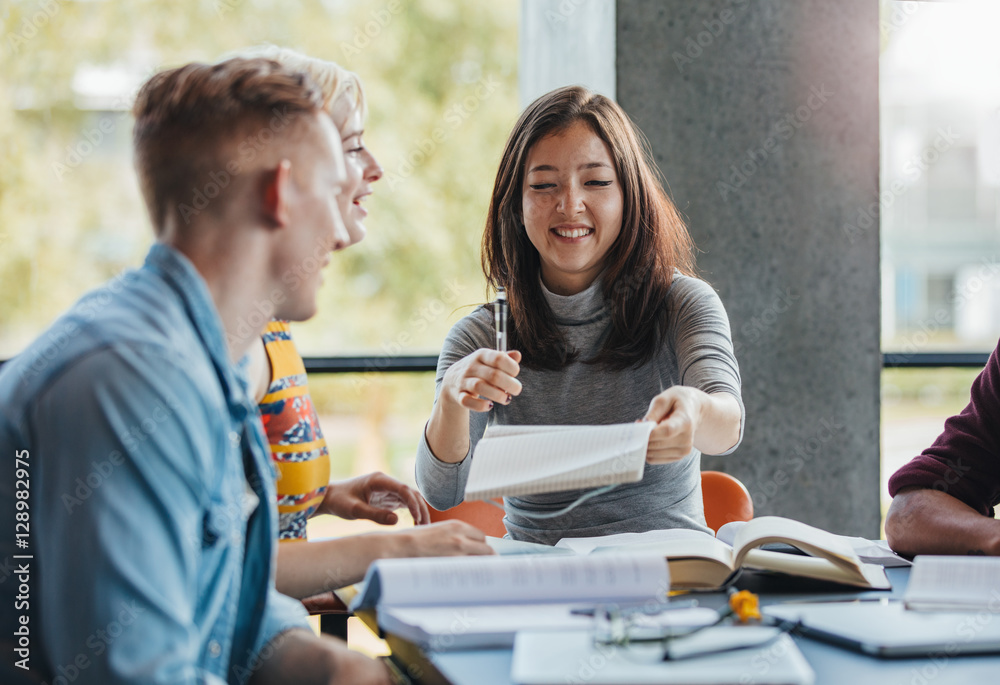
xmin=718 ymin=520 xmax=911 ymax=567
xmin=741 ymin=549 xmax=873 ymax=586
xmin=487 ymin=536 xmax=576 ymax=556
xmin=556 ymin=528 xmax=717 ymax=555
xmin=904 ymin=556 xmax=1000 ymax=609
xmin=465 ymin=422 xmax=654 ymax=500
xmin=730 ymin=516 xmax=861 ymax=572
xmin=359 ymin=554 xmax=670 ymax=609
xmin=591 ymin=536 xmax=736 ymax=569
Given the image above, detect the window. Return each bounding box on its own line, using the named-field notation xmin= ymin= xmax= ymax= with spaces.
xmin=879 ymin=0 xmax=1000 ymax=520
xmin=881 ymin=0 xmax=1000 ymax=354
xmin=0 ymin=3 xmax=519 ymax=547
xmin=0 ymin=1 xmax=519 ymax=359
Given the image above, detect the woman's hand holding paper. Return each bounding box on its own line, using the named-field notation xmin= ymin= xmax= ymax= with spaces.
xmin=643 ymin=387 xmax=742 ymax=463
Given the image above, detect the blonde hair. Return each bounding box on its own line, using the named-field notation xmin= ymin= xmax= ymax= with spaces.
xmin=236 ymin=45 xmax=367 ymax=119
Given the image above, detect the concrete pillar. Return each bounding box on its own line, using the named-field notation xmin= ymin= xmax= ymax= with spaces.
xmin=617 ymin=0 xmax=881 ymax=537
xmin=518 ymin=0 xmax=881 ymax=536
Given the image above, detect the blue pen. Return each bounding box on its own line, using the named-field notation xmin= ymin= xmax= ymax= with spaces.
xmin=494 ymin=287 xmax=507 ymax=353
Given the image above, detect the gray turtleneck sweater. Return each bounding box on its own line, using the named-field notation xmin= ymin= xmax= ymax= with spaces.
xmin=415 ymin=274 xmax=744 ymax=545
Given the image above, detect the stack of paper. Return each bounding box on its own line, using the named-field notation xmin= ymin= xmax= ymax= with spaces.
xmin=904 ymin=556 xmax=1000 ymax=610
xmin=350 ymin=553 xmax=676 ymax=650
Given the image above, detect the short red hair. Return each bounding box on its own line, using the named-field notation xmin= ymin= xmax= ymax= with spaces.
xmin=132 ymin=57 xmax=325 ymax=233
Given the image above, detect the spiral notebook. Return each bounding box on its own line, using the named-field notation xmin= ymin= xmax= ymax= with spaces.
xmin=463 ymin=422 xmax=655 ymax=500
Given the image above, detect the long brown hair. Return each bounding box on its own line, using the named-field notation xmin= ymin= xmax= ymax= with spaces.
xmin=482 ymin=85 xmax=696 ymax=370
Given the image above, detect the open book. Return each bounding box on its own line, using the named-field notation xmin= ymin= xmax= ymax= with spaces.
xmin=903 ymin=556 xmax=1000 ymax=610
xmin=498 ymin=516 xmax=891 ymax=591
xmin=464 ymin=422 xmax=654 ymax=500
xmin=349 ymin=553 xmax=692 ymax=649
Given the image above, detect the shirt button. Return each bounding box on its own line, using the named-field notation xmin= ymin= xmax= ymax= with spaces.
xmin=209 ymin=640 xmax=222 ymax=658
xmin=229 ymin=431 xmax=240 ymax=447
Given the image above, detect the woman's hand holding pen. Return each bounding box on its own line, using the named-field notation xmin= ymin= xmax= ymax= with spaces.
xmin=425 ymin=349 xmax=522 ymax=464
xmin=440 ymin=349 xmax=523 ymax=413
xmin=642 ymin=387 xmax=742 ymax=463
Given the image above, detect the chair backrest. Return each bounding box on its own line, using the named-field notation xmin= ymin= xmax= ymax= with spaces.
xmin=427 ymin=498 xmax=508 ymax=538
xmin=701 ymin=470 xmax=754 ymax=533
xmin=427 ymin=472 xmax=753 ymax=537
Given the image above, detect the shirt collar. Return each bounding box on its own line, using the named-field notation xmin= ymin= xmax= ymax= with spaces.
xmin=144 ymin=243 xmax=252 ymax=419
xmin=539 ymin=274 xmax=607 ymax=325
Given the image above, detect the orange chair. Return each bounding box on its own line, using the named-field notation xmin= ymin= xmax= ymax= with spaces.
xmin=427 ymin=498 xmax=507 ymax=537
xmin=427 ymin=471 xmax=753 ymax=536
xmin=700 ymin=470 xmax=754 ymax=533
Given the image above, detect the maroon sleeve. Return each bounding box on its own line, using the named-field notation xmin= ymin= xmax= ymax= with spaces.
xmin=887 ymin=341 xmax=1000 ymax=518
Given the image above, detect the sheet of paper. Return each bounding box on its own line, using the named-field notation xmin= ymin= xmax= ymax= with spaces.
xmin=465 ymin=422 xmax=654 ymax=500
xmin=905 ymin=556 xmax=1000 ymax=610
xmin=512 ymin=630 xmax=815 ymax=685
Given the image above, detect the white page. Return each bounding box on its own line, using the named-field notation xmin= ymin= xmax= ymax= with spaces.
xmin=483 ymin=424 xmax=579 ymax=438
xmin=905 ymin=556 xmax=1000 ymax=609
xmin=360 ymin=553 xmax=670 ymax=609
xmin=512 ymin=630 xmax=815 ymax=685
xmin=487 ymin=536 xmax=576 ymax=556
xmin=717 ymin=521 xmax=911 ymax=567
xmin=465 ymin=422 xmax=654 ymax=500
xmin=556 ymin=528 xmax=716 ymax=554
xmin=730 ymin=516 xmax=859 ymax=569
xmin=844 ymin=538 xmax=911 ymax=567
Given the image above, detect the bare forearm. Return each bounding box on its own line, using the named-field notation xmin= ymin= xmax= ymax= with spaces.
xmin=886 ymin=487 xmax=1000 ymax=557
xmin=248 ymin=628 xmax=389 ymax=685
xmin=276 ymin=524 xmax=495 ymax=598
xmin=424 ymin=400 xmax=472 ymax=464
xmin=276 ymin=534 xmax=409 ymax=597
xmin=694 ymin=392 xmax=742 ymax=455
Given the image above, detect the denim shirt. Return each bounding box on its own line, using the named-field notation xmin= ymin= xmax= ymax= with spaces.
xmin=0 ymin=244 xmax=308 ymax=685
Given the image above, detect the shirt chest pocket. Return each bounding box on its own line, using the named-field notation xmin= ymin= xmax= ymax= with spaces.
xmin=201 ymin=472 xmax=259 ymax=549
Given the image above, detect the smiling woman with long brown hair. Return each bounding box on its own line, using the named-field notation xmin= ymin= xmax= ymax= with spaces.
xmin=416 ymin=85 xmax=745 ymax=544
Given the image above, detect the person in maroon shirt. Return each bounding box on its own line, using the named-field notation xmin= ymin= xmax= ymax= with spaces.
xmin=886 ymin=342 xmax=1000 ymax=557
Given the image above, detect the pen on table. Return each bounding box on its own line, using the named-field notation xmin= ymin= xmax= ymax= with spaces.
xmin=494 ymin=286 xmax=507 ymax=353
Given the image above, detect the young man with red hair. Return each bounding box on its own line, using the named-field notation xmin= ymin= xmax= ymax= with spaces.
xmin=0 ymin=58 xmax=390 ymax=684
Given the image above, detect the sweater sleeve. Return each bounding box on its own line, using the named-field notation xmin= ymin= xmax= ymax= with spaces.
xmin=667 ymin=276 xmax=745 ymax=455
xmin=415 ymin=310 xmax=494 ymax=510
xmin=887 ymin=342 xmax=1000 ymax=517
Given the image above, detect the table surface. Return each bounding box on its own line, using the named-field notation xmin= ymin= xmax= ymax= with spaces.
xmin=390 ymin=567 xmax=1000 ymax=685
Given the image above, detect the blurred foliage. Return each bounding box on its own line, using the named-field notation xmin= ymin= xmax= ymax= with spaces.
xmin=0 ymin=0 xmax=519 ymax=359
xmin=881 ymin=366 xmax=980 ymax=411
